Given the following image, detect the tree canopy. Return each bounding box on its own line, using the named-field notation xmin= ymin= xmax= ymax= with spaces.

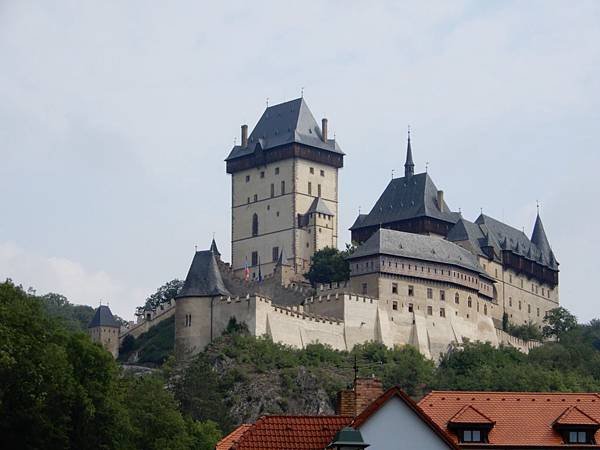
xmin=304 ymin=244 xmax=356 ymax=286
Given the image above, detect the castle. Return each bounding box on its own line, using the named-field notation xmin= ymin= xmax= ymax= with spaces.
xmin=93 ymin=97 xmax=559 ymax=360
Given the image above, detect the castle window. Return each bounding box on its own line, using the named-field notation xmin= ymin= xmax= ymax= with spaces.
xmin=509 ymin=274 xmax=512 ymax=283
xmin=275 ymin=167 xmax=280 ymax=175
xmin=317 ymin=184 xmax=321 ymax=197
xmin=270 ymin=183 xmax=275 ymax=198
xmin=362 ymin=283 xmax=368 ymax=295
xmin=392 ymin=283 xmax=398 ymax=294
xmin=252 ymin=213 xmax=259 ymax=236
xmin=427 ymin=306 xmax=433 ymax=316
xmin=276 ymin=211 xmax=280 ymax=217
xmin=521 ymin=279 xmax=524 ymax=288
xmin=251 ymin=251 xmax=258 ymax=266
xmin=246 ymin=175 xmax=250 ymax=182
xmin=408 ymin=285 xmax=414 ymax=297
xmin=509 ymin=297 xmax=512 ymax=307
xmin=427 ymin=288 xmax=433 ymax=299
xmin=495 ymin=268 xmax=498 ymax=278
xmin=408 ymin=303 xmax=414 ymax=313
xmin=281 ymin=180 xmax=285 ymax=195
xmin=247 ymin=197 xmax=250 ymax=204
xmin=468 ymin=297 xmax=472 ymax=308
xmin=308 ymin=182 xmax=312 ymax=195
xmin=320 ymin=169 xmax=325 ymax=177
xmin=484 ymin=304 xmax=488 ymax=315
xmin=528 ymin=304 xmax=531 ymax=314
xmin=392 ymin=301 xmax=398 ymax=311
xmin=253 ymin=194 xmax=258 ymax=202
xmin=440 ymin=308 xmax=446 ymax=318
xmin=519 ymin=300 xmax=522 ymax=310
xmin=542 ymin=287 xmax=545 ymax=296
xmin=455 ymin=293 xmax=460 ymax=304
xmin=477 ymin=302 xmax=480 ymax=312
xmin=272 ymin=246 xmax=279 ymax=262
xmin=440 ymin=290 xmax=446 ymax=301
xmin=537 ymin=307 xmax=540 ymax=317
xmin=310 ymin=167 xmax=314 ymax=174
xmin=260 ymin=171 xmax=265 ymax=178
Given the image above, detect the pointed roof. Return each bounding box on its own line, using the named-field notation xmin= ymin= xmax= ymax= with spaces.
xmin=177 ymin=250 xmax=231 ymax=299
xmin=404 ymin=130 xmax=415 ymax=177
xmin=449 ymin=405 xmax=495 ymax=426
xmin=350 ymin=173 xmax=460 ymax=230
xmin=210 ymin=238 xmax=221 ymax=257
xmin=88 ymin=304 xmax=120 ymax=328
xmin=554 ymin=406 xmax=600 ymax=427
xmin=531 ymin=213 xmax=553 ymax=263
xmin=308 ymin=197 xmax=334 ymax=216
xmin=226 ymin=98 xmax=343 ymax=161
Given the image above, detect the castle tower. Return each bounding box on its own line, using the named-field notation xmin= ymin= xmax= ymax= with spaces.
xmin=87 ymin=304 xmax=120 ymax=358
xmin=225 ymin=98 xmax=344 ymax=279
xmin=174 ymin=244 xmax=231 ymax=359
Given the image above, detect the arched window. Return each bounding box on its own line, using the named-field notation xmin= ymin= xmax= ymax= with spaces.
xmin=252 ymin=213 xmax=259 ymax=236
xmin=455 ymin=293 xmax=460 ymax=304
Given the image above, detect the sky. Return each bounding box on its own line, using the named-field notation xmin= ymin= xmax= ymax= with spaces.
xmin=1 ymin=1 xmax=599 ymax=321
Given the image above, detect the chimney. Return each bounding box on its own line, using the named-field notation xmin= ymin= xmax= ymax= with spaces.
xmin=321 ymin=118 xmax=328 ymax=142
xmin=336 ymin=377 xmax=384 ymax=417
xmin=437 ymin=190 xmax=444 ymax=212
xmin=241 ymin=124 xmax=248 ymax=147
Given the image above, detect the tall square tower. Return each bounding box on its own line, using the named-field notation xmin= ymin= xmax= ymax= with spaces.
xmin=225 ymin=98 xmax=344 ymax=280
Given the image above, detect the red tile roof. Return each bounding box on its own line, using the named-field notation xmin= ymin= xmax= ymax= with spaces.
xmin=419 ymin=391 xmax=600 ymax=447
xmin=449 ymin=405 xmax=494 ymax=425
xmin=217 ymin=424 xmax=252 ymax=450
xmin=554 ymin=406 xmax=600 ymax=427
xmin=230 ymin=416 xmax=352 ymax=450
xmin=352 ymin=387 xmax=459 ymax=449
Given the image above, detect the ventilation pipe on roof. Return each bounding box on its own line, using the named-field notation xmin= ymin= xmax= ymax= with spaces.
xmin=437 ymin=190 xmax=444 ymax=212
xmin=241 ymin=124 xmax=248 ymax=147
xmin=321 ymin=118 xmax=328 ymax=142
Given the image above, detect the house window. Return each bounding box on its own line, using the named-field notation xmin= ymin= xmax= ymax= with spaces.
xmin=440 ymin=308 xmax=446 ymax=318
xmin=408 ymin=285 xmax=414 ymax=297
xmin=270 ymin=183 xmax=275 ymax=197
xmin=392 ymin=301 xmax=398 ymax=311
xmin=252 ymin=213 xmax=259 ymax=236
xmin=245 ymin=175 xmax=250 ymax=182
xmin=320 ymin=169 xmax=325 ymax=177
xmin=251 ymin=251 xmax=258 ymax=266
xmin=275 ymin=167 xmax=280 ymax=175
xmin=318 ymin=184 xmax=322 ymax=197
xmin=392 ymin=283 xmax=398 ymax=294
xmin=440 ymin=290 xmax=445 ymax=301
xmin=427 ymin=306 xmax=433 ymax=316
xmin=567 ymin=431 xmax=591 ymax=444
xmin=462 ymin=430 xmax=483 ymax=443
xmin=272 ymin=246 xmax=279 ymax=262
xmin=361 ymin=283 xmax=368 ymax=295
xmin=310 ymin=167 xmax=314 ymax=174
xmin=408 ymin=303 xmax=414 ymax=313
xmin=455 ymin=293 xmax=460 ymax=304
xmin=260 ymin=171 xmax=265 ymax=178
xmin=281 ymin=180 xmax=285 ymax=195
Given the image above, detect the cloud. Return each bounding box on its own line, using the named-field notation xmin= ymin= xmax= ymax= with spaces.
xmin=0 ymin=241 xmax=147 ymax=320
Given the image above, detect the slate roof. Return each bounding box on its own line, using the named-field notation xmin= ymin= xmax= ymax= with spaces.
xmin=350 ymin=172 xmax=460 ymax=230
xmin=225 ymin=98 xmax=343 ymax=161
xmin=88 ymin=304 xmax=120 ymax=328
xmin=308 ymin=197 xmax=334 ymax=216
xmin=176 ymin=249 xmax=231 ymax=299
xmin=348 ymin=228 xmax=487 ymax=276
xmin=227 ymin=416 xmax=352 ymax=450
xmin=419 ymin=391 xmax=600 ymax=447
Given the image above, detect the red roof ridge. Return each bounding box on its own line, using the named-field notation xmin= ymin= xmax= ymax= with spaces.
xmin=216 ymin=424 xmax=252 ymax=450
xmin=351 ymin=386 xmax=459 ymax=450
xmin=449 ymin=405 xmax=495 ymax=425
xmin=427 ymin=390 xmax=600 ymax=396
xmin=554 ymin=406 xmax=600 ymax=426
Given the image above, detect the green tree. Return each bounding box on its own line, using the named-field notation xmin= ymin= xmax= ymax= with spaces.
xmin=507 ymin=321 xmax=543 ymax=341
xmin=304 ymin=246 xmax=351 ymax=285
xmin=143 ymin=279 xmax=183 ymax=311
xmin=543 ymin=307 xmax=578 ymax=340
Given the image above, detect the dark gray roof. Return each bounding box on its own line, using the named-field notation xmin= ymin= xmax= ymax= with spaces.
xmin=531 ymin=214 xmax=553 ymax=261
xmin=446 ymin=217 xmax=487 ymax=257
xmin=350 ymin=214 xmax=368 ymax=230
xmin=350 ymin=173 xmax=460 ymax=230
xmin=225 ymin=98 xmax=343 ymax=161
xmin=210 ymin=238 xmax=221 ymax=257
xmin=308 ymin=197 xmax=334 ymax=216
xmin=348 ymin=228 xmax=487 ymax=275
xmin=88 ymin=305 xmax=120 ymax=328
xmin=177 ymin=250 xmax=231 ymax=298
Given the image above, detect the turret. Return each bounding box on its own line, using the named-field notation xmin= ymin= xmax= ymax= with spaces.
xmin=87 ymin=304 xmax=120 ymax=358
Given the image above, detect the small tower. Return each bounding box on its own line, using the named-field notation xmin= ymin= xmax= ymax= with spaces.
xmin=87 ymin=304 xmax=121 ymax=358
xmin=404 ymin=128 xmax=414 ymax=177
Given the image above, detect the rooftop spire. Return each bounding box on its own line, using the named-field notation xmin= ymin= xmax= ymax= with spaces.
xmin=209 ymin=237 xmax=221 ymax=258
xmin=531 ymin=212 xmax=552 ymax=259
xmin=404 ymin=126 xmax=414 ymax=177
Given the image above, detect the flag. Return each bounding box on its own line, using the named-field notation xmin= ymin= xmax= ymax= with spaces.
xmin=244 ymin=258 xmax=250 ymax=281
xmin=258 ymin=256 xmax=263 ymax=283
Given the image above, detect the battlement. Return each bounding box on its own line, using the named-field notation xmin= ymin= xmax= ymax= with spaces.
xmin=304 ymin=292 xmax=378 ymax=305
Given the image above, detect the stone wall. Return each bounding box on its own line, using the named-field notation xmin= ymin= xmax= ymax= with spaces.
xmin=119 ymin=299 xmax=175 ymax=343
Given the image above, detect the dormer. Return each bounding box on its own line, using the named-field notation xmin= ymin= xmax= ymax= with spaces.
xmin=553 ymin=406 xmax=600 ymax=445
xmin=447 ymin=405 xmax=495 ymax=444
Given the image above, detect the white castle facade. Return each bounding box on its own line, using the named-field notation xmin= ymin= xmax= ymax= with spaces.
xmin=143 ymin=98 xmax=559 ymax=360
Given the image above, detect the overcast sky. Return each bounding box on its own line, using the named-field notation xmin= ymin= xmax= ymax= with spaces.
xmin=1 ymin=1 xmax=599 ymax=321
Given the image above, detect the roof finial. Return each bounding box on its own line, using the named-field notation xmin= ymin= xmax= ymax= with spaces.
xmin=404 ymin=125 xmax=415 ymax=178
xmin=480 ymin=207 xmax=483 ymax=215
xmin=301 ymin=86 xmax=304 ymax=98
xmin=536 ymin=200 xmax=540 ymax=215
xmin=391 ymin=169 xmax=394 ymax=180
xmin=266 ymin=97 xmax=269 ymax=107
xmin=358 ymin=205 xmax=361 ymax=214
xmin=425 ymin=161 xmax=429 ymax=173
xmin=194 ymin=244 xmax=198 ymax=251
